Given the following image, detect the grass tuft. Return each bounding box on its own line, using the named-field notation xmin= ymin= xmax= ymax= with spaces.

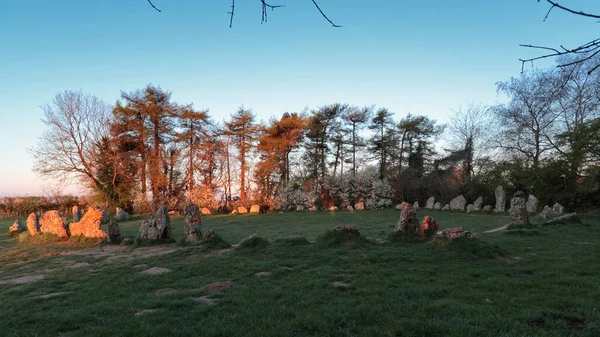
xmin=430 ymin=236 xmax=505 ymax=259
xmin=18 ymin=232 xmax=66 ymax=245
xmin=317 ymin=226 xmax=371 ymax=248
xmin=202 ymin=230 xmax=231 ymax=249
xmin=238 ymin=234 xmax=270 ymax=250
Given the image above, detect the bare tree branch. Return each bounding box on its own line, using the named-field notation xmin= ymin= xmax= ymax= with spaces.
xmin=310 ymin=0 xmax=341 ymax=27
xmin=543 ymin=0 xmax=600 ymax=19
xmin=147 ymin=0 xmax=161 ymax=13
xmin=229 ymin=0 xmax=235 ymax=28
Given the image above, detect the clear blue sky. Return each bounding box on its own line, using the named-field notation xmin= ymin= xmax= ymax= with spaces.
xmin=1 ymin=0 xmax=598 ymax=196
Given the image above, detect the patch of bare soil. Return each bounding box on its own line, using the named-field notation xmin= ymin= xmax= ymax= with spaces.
xmin=203 ymin=281 xmax=236 ymax=293
xmin=134 ymin=309 xmax=157 ymax=316
xmin=140 ymin=267 xmax=171 ymax=275
xmin=191 ymin=296 xmax=217 ymax=306
xmin=483 ymin=225 xmax=509 ymax=233
xmin=132 ymin=264 xmax=148 ymax=271
xmin=0 ymin=274 xmax=46 ymax=285
xmin=37 ymin=292 xmax=71 ymax=299
xmin=68 ymin=262 xmax=91 ymax=269
xmin=254 ymin=271 xmax=272 ymax=277
xmin=67 ymin=245 xmax=179 ymax=264
xmin=331 ymin=281 xmax=350 ymax=288
xmin=153 ymin=288 xmax=177 ymax=295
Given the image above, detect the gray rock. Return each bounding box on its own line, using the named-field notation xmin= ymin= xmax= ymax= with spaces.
xmin=70 ymin=206 xmax=107 ymax=238
xmin=509 ymin=192 xmax=529 ymax=225
xmin=355 ymin=201 xmax=365 ymax=211
xmin=395 ymin=203 xmax=419 ymax=234
xmin=100 ymin=209 xmax=110 ymax=224
xmin=433 ymin=202 xmax=442 ymax=210
xmin=115 ymin=207 xmax=131 ymax=221
xmin=442 ymin=204 xmax=450 ymax=211
xmin=551 ymin=203 xmax=565 ymax=217
xmin=494 ymin=186 xmax=506 ymax=212
xmin=425 ymin=197 xmax=435 ymax=209
xmin=296 ymin=205 xmax=305 ymax=212
xmin=526 ymin=195 xmax=538 ymax=213
xmin=466 ymin=204 xmax=476 ymax=213
xmin=474 ymin=197 xmax=483 ymax=211
xmin=120 ymin=238 xmax=133 ymax=246
xmin=394 ymin=204 xmax=403 ymax=210
xmin=238 ymin=206 xmax=248 ymax=214
xmin=249 ymin=205 xmax=260 ymax=214
xmin=184 ymin=203 xmax=202 ymax=242
xmin=107 ymin=220 xmax=121 ymax=243
xmin=139 ymin=205 xmax=172 ymax=240
xmin=328 ymin=206 xmax=338 ymax=211
xmin=9 ymin=219 xmax=25 ymax=233
xmin=309 ymin=205 xmax=318 ymax=211
xmin=482 ymin=205 xmax=493 ymax=213
xmin=26 ymin=212 xmax=40 ymax=236
xmin=72 ymin=205 xmax=82 ymax=222
xmin=347 ymin=205 xmax=354 ymax=212
xmin=545 ymin=212 xmax=580 ymax=225
xmin=412 ymin=201 xmax=420 ymax=210
xmin=39 ymin=210 xmax=69 ymax=238
xmin=449 ymin=195 xmax=467 ymax=211
xmin=540 ymin=205 xmax=552 ymax=219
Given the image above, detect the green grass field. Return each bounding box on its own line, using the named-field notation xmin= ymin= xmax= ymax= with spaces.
xmin=0 ymin=210 xmax=599 ymax=336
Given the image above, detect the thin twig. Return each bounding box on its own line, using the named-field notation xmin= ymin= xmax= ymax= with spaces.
xmin=147 ymin=0 xmax=161 ymax=12
xmin=310 ymin=0 xmax=341 ymax=27
xmin=229 ymin=0 xmax=235 ymax=28
xmin=544 ymin=0 xmax=600 ymax=19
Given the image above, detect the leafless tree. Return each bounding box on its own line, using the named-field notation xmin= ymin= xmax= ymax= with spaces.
xmin=522 ymin=0 xmax=600 ymax=73
xmin=30 ymin=91 xmax=111 ymax=190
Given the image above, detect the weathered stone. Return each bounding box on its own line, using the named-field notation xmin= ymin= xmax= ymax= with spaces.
xmin=466 ymin=204 xmax=476 ymax=213
xmin=540 ymin=205 xmax=552 ymax=219
xmin=107 ymin=220 xmax=121 ymax=243
xmin=474 ymin=197 xmax=483 ymax=211
xmin=420 ymin=216 xmax=439 ymax=237
xmin=433 ymin=202 xmax=442 ymax=210
xmin=139 ymin=205 xmax=172 ymax=240
xmin=449 ymin=195 xmax=467 ymax=211
xmin=9 ymin=219 xmax=25 ymax=234
xmin=100 ymin=209 xmax=110 ymax=224
xmin=39 ymin=210 xmax=69 ymax=238
xmin=329 ymin=206 xmax=337 ymax=211
xmin=395 ymin=202 xmax=420 ymax=234
xmin=115 ymin=207 xmax=130 ymax=221
xmin=26 ymin=212 xmax=40 ymax=236
xmin=249 ymin=204 xmax=260 ymax=214
xmin=237 ymin=206 xmax=248 ymax=214
xmin=413 ymin=201 xmax=420 ymax=210
xmin=494 ymin=186 xmax=506 ymax=212
xmin=296 ymin=205 xmax=305 ymax=212
xmin=72 ymin=205 xmax=82 ymax=222
xmin=309 ymin=205 xmax=318 ymax=211
xmin=442 ymin=204 xmax=450 ymax=211
xmin=545 ymin=212 xmax=580 ymax=225
xmin=231 ymin=209 xmax=238 ymax=215
xmin=70 ymin=206 xmax=107 ymax=238
xmin=201 ymin=207 xmax=211 ymax=215
xmin=482 ymin=205 xmax=493 ymax=213
xmin=551 ymin=203 xmax=565 ymax=217
xmin=203 ymin=230 xmax=217 ymax=243
xmin=355 ymin=201 xmax=365 ymax=211
xmin=184 ymin=203 xmax=202 ymax=242
xmin=436 ymin=227 xmax=472 ymax=239
xmin=509 ymin=192 xmax=529 ymax=225
xmin=395 ymin=204 xmax=403 ymax=210
xmin=425 ymin=197 xmax=435 ymax=209
xmin=525 ymin=195 xmax=538 ymax=213
xmin=347 ymin=205 xmax=354 ymax=212
xmin=120 ymin=238 xmax=133 ymax=246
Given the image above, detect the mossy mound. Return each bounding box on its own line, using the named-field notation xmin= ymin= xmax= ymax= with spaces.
xmin=238 ymin=235 xmax=270 ymax=250
xmin=430 ymin=236 xmax=505 ymax=259
xmin=317 ymin=226 xmax=370 ymax=248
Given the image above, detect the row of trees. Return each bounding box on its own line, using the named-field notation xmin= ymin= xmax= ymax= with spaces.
xmin=29 ymin=55 xmax=600 ymax=214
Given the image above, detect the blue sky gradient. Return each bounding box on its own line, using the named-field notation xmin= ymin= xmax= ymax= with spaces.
xmin=1 ymin=0 xmax=599 ymax=195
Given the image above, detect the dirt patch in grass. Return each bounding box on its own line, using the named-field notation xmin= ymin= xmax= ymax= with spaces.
xmin=37 ymin=292 xmax=71 ymax=299
xmin=191 ymin=296 xmax=217 ymax=306
xmin=140 ymin=267 xmax=171 ymax=275
xmin=331 ymin=281 xmax=350 ymax=288
xmin=0 ymin=274 xmax=46 ymax=285
xmin=134 ymin=309 xmax=157 ymax=317
xmin=67 ymin=245 xmax=179 ymax=264
xmin=203 ymin=281 xmax=236 ymax=293
xmin=254 ymin=271 xmax=272 ymax=277
xmin=68 ymin=262 xmax=92 ymax=269
xmin=153 ymin=288 xmax=177 ymax=295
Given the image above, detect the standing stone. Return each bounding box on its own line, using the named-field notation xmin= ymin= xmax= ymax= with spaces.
xmin=249 ymin=205 xmax=260 ymax=214
xmin=395 ymin=202 xmax=419 ymax=234
xmin=474 ymin=197 xmax=483 ymax=211
xmin=72 ymin=205 xmax=82 ymax=222
xmin=509 ymin=191 xmax=529 ymax=225
xmin=39 ymin=210 xmax=69 ymax=238
xmin=551 ymin=203 xmax=565 ymax=217
xmin=494 ymin=186 xmax=506 ymax=212
xmin=9 ymin=219 xmax=25 ymax=234
xmin=201 ymin=208 xmax=211 ymax=215
xmin=139 ymin=205 xmax=172 ymax=240
xmin=413 ymin=201 xmax=420 ymax=210
xmin=433 ymin=202 xmax=442 ymax=210
xmin=107 ymin=220 xmax=121 ymax=243
xmin=425 ymin=197 xmax=435 ymax=209
xmin=442 ymin=204 xmax=450 ymax=211
xmin=347 ymin=205 xmax=354 ymax=212
xmin=115 ymin=207 xmax=131 ymax=221
xmin=449 ymin=195 xmax=467 ymax=211
xmin=70 ymin=206 xmax=107 ymax=238
xmin=26 ymin=212 xmax=40 ymax=237
xmin=296 ymin=205 xmax=305 ymax=212
xmin=329 ymin=206 xmax=338 ymax=211
xmin=466 ymin=204 xmax=476 ymax=213
xmin=394 ymin=204 xmax=403 ymax=210
xmin=482 ymin=205 xmax=493 ymax=213
xmin=238 ymin=206 xmax=248 ymax=214
xmin=355 ymin=201 xmax=365 ymax=211
xmin=540 ymin=205 xmax=552 ymax=219
xmin=184 ymin=203 xmax=202 ymax=242
xmin=309 ymin=205 xmax=318 ymax=211
xmin=526 ymin=195 xmax=538 ymax=213
xmin=100 ymin=209 xmax=110 ymax=223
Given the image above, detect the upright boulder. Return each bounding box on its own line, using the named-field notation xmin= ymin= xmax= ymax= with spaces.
xmin=184 ymin=203 xmax=202 ymax=242
xmin=201 ymin=207 xmax=211 ymax=215
xmin=26 ymin=212 xmax=40 ymax=237
xmin=425 ymin=197 xmax=435 ymax=209
xmin=9 ymin=219 xmax=25 ymax=234
xmin=139 ymin=206 xmax=172 ymax=240
xmin=540 ymin=205 xmax=552 ymax=219
xmin=115 ymin=207 xmax=131 ymax=221
xmin=466 ymin=204 xmax=476 ymax=213
xmin=238 ymin=206 xmax=248 ymax=214
xmin=474 ymin=197 xmax=483 ymax=211
xmin=72 ymin=205 xmax=82 ymax=222
xmin=433 ymin=202 xmax=442 ymax=210
xmin=442 ymin=204 xmax=450 ymax=211
xmin=526 ymin=195 xmax=538 ymax=213
xmin=395 ymin=202 xmax=420 ymax=234
xmin=107 ymin=220 xmax=121 ymax=243
xmin=355 ymin=201 xmax=365 ymax=211
xmin=70 ymin=206 xmax=107 ymax=238
xmin=551 ymin=203 xmax=565 ymax=217
xmin=482 ymin=205 xmax=493 ymax=213
xmin=39 ymin=210 xmax=69 ymax=238
xmin=509 ymin=191 xmax=529 ymax=225
xmin=412 ymin=201 xmax=420 ymax=210
xmin=249 ymin=205 xmax=260 ymax=214
xmin=494 ymin=186 xmax=506 ymax=212
xmin=449 ymin=195 xmax=467 ymax=211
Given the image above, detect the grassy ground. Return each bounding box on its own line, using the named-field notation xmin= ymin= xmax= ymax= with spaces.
xmin=0 ymin=210 xmax=599 ymax=336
